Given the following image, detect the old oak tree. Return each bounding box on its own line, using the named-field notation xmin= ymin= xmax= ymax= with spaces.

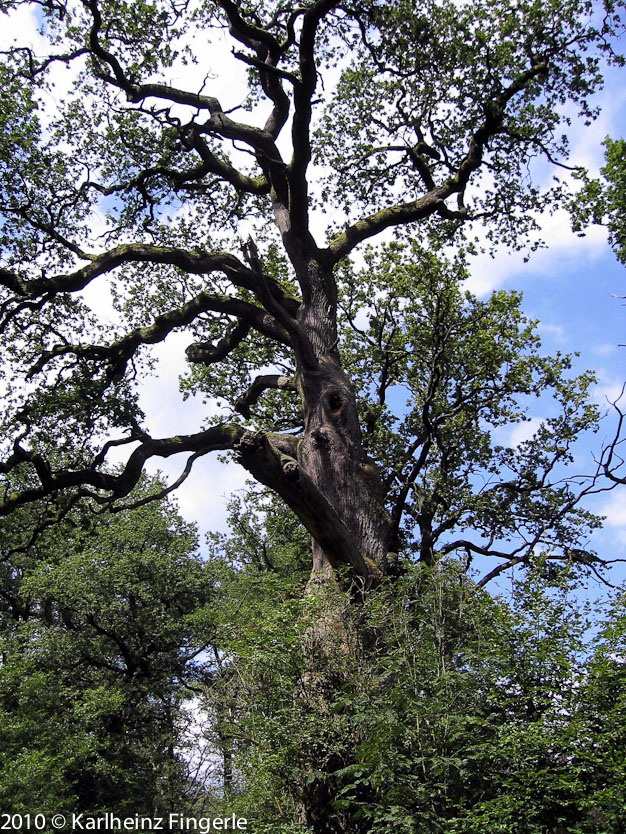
xmin=3 ymin=0 xmax=626 ymax=829
xmin=0 ymin=0 xmax=621 ymax=589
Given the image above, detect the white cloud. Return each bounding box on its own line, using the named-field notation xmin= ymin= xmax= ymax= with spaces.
xmin=137 ymin=333 xmax=213 ymax=435
xmin=1 ymin=6 xmax=44 ymax=50
xmin=592 ymin=371 xmax=626 ymax=408
xmin=170 ymin=456 xmax=248 ymax=535
xmin=594 ymin=342 xmax=619 ymax=357
xmin=134 ymin=332 xmax=248 ymax=535
xmin=463 ymin=210 xmax=609 ymax=297
xmin=566 ymin=80 xmax=626 ymax=174
xmin=81 ymin=278 xmax=118 ymax=325
xmin=491 ymin=417 xmax=545 ymax=450
xmin=598 ymin=490 xmax=626 ymax=532
xmin=538 ymin=322 xmax=565 ymax=342
xmin=507 ymin=417 xmax=544 ymax=448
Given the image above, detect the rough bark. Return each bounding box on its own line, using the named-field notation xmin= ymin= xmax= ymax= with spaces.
xmin=290 ymin=259 xmax=396 ymax=590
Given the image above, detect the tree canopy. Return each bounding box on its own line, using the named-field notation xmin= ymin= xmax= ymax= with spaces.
xmin=0 ymin=0 xmax=623 ymax=583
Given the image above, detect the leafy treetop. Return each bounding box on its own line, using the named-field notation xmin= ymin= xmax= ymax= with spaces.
xmin=0 ymin=0 xmax=622 ymax=582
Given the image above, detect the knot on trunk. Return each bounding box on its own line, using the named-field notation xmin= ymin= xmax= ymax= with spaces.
xmin=311 ymin=426 xmax=331 ymax=445
xmin=321 ymin=386 xmax=352 ymax=424
xmin=327 ymin=390 xmax=343 ymax=417
xmin=235 ymin=430 xmax=267 ymax=462
xmin=237 ymin=429 xmax=266 ymax=449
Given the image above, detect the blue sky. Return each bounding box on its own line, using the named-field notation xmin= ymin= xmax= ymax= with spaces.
xmin=503 ymin=241 xmax=626 ymax=588
xmin=463 ymin=156 xmax=626 ymax=589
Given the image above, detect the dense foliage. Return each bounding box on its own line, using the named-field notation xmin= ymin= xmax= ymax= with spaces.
xmin=0 ymin=486 xmax=216 ymax=816
xmin=5 ymin=483 xmax=626 ymax=831
xmin=200 ymin=500 xmax=626 ymax=834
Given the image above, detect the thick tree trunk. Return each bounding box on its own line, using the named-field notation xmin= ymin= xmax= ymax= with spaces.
xmin=243 ymin=249 xmax=396 ymax=833
xmin=290 ymin=261 xmax=393 ymax=834
xmin=295 ymin=260 xmax=395 ymax=590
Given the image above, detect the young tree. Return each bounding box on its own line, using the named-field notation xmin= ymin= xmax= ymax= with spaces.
xmin=0 ymin=0 xmax=621 ymax=591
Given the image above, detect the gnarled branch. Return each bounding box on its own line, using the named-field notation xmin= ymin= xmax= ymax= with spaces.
xmin=235 ymin=374 xmax=297 ymax=418
xmin=26 ymin=293 xmax=290 ymax=380
xmin=186 ymin=319 xmax=252 ymax=365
